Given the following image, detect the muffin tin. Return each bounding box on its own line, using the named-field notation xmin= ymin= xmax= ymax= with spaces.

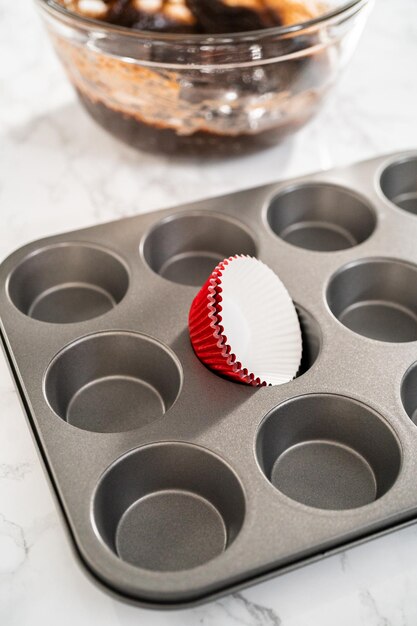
xmin=2 ymin=151 xmax=417 ymax=608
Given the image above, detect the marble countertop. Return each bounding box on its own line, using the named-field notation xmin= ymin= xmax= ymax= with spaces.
xmin=2 ymin=0 xmax=417 ymax=623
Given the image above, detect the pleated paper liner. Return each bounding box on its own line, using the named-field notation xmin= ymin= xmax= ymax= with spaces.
xmin=189 ymin=255 xmax=302 ymax=386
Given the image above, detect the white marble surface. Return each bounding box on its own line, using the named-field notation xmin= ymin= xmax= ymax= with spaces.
xmin=1 ymin=0 xmax=417 ymax=623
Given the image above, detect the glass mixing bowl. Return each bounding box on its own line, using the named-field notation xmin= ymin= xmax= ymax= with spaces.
xmin=36 ymin=0 xmax=372 ymax=156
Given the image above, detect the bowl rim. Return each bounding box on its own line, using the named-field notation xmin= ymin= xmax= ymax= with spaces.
xmin=36 ymin=0 xmax=370 ymax=44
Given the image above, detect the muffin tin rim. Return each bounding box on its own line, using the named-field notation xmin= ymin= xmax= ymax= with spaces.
xmin=41 ymin=328 xmax=184 ymax=432
xmin=400 ymin=360 xmax=417 ymax=426
xmin=324 ymin=254 xmax=417 ymax=346
xmin=89 ymin=439 xmax=248 ymax=575
xmin=262 ymin=179 xmax=378 ymax=254
xmin=139 ymin=208 xmax=260 ymax=287
xmin=376 ymin=151 xmax=417 ymax=218
xmin=253 ymin=390 xmax=404 ymax=510
xmin=5 ymin=240 xmax=132 ymax=326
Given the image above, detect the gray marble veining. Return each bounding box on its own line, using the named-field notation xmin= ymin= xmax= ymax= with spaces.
xmin=1 ymin=0 xmax=417 ymax=623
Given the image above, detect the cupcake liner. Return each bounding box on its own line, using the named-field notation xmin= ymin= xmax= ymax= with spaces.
xmin=188 ymin=255 xmax=302 ymax=386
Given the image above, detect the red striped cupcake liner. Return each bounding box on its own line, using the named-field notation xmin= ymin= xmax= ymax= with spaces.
xmin=188 ymin=255 xmax=302 ymax=386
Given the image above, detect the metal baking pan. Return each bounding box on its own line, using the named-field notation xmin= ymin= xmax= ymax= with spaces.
xmin=2 ymin=151 xmax=417 ymax=608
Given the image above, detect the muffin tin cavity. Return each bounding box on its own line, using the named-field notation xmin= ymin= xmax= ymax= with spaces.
xmin=7 ymin=244 xmax=129 ymax=324
xmin=267 ymin=184 xmax=376 ymax=251
xmin=142 ymin=213 xmax=257 ymax=286
xmin=296 ymin=306 xmax=321 ymax=376
xmin=327 ymin=258 xmax=417 ymax=343
xmin=44 ymin=332 xmax=182 ymax=433
xmin=380 ymin=156 xmax=417 ymax=215
xmin=93 ymin=443 xmax=245 ymax=571
xmin=401 ymin=362 xmax=417 ymax=425
xmin=256 ymin=395 xmax=401 ymax=510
